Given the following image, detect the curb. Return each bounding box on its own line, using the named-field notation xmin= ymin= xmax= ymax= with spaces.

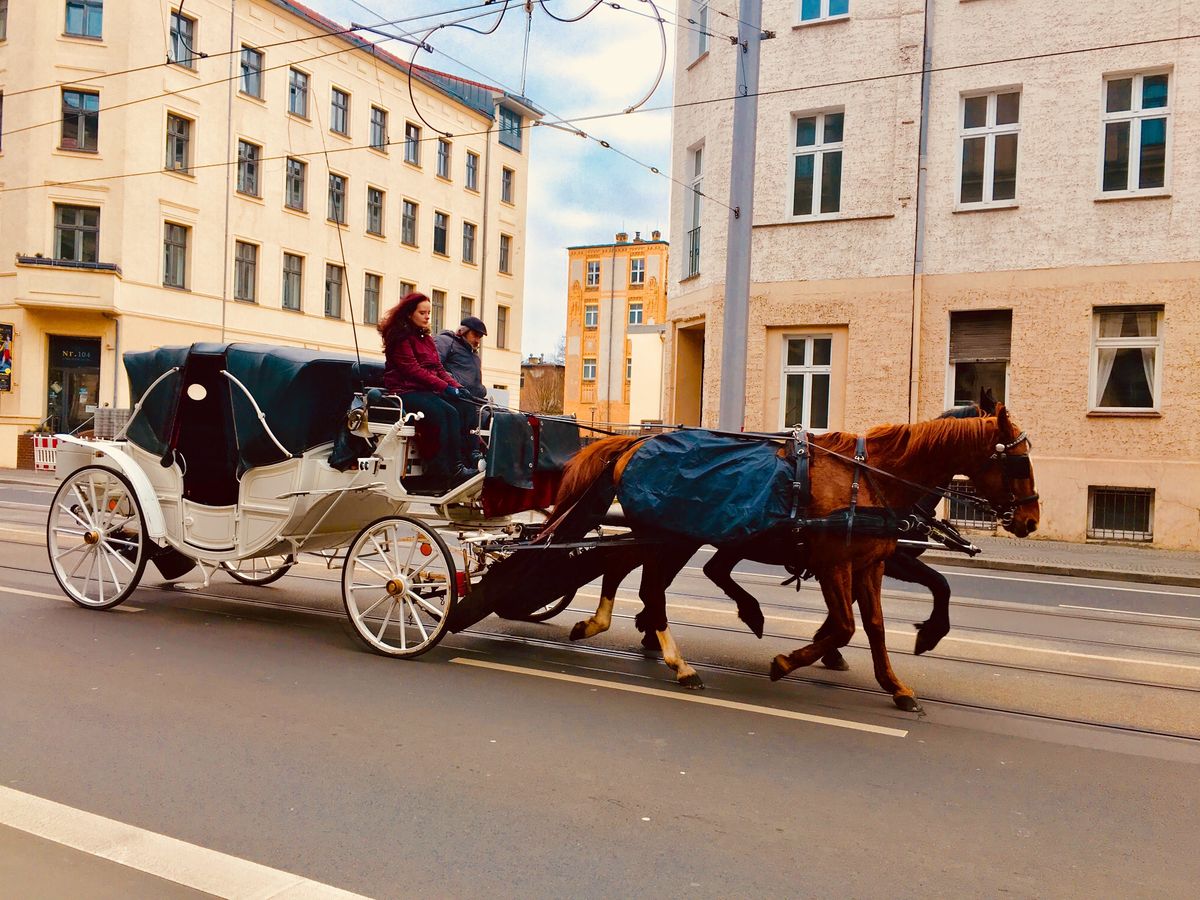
xmin=0 ymin=475 xmax=57 ymax=488
xmin=922 ymin=552 xmax=1200 ymax=589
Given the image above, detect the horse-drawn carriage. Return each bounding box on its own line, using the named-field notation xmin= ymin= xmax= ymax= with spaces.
xmin=46 ymin=342 xmax=578 ymax=658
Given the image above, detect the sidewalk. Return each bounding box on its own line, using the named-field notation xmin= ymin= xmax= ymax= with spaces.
xmin=4 ymin=466 xmax=1197 ymax=588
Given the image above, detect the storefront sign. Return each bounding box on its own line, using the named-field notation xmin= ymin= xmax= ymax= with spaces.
xmin=0 ymin=323 xmax=13 ymax=392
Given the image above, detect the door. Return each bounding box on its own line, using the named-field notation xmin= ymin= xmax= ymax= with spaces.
xmin=47 ymin=336 xmax=101 ymax=435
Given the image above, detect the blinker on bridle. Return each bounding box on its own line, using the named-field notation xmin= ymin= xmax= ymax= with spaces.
xmin=987 ymin=431 xmax=1039 ymax=523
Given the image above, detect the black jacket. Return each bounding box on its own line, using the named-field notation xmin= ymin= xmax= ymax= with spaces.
xmin=434 ymin=330 xmax=486 ymax=398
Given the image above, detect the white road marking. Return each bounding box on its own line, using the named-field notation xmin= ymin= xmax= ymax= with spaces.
xmin=1060 ymin=604 xmax=1200 ymax=623
xmin=450 ymin=657 xmax=908 ymax=737
xmin=931 ymin=569 xmax=1200 ymax=597
xmin=0 ymin=586 xmax=142 ymax=613
xmin=0 ymin=785 xmax=367 ymax=898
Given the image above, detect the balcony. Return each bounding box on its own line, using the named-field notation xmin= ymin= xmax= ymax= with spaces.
xmin=686 ymin=226 xmax=700 ymax=278
xmin=14 ymin=256 xmax=122 ymax=313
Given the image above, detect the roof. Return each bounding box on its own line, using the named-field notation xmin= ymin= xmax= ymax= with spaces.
xmin=267 ymin=1 xmax=542 ymax=121
xmin=566 ymin=240 xmax=669 ymax=251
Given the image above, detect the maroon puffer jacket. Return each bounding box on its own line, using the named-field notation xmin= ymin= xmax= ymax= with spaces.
xmin=382 ymin=328 xmax=462 ymax=394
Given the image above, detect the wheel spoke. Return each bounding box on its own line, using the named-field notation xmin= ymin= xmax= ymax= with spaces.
xmin=374 ymin=599 xmax=396 ymax=641
xmin=403 ymin=533 xmax=418 ymax=570
xmin=100 ymin=547 xmax=124 ymax=596
xmin=101 ymin=535 xmax=139 ymax=549
xmin=407 ymin=590 xmax=445 ymax=620
xmin=354 ymin=558 xmax=391 ymax=582
xmin=71 ymin=484 xmax=97 ymax=529
xmin=358 ymin=592 xmax=390 ymax=618
xmin=82 ymin=548 xmax=98 ymax=602
xmin=68 ymin=543 xmax=93 ymax=579
xmin=59 ymin=503 xmax=92 ymax=531
xmin=101 ymin=540 xmax=137 ymax=573
xmin=403 ymin=595 xmax=430 ymax=642
xmin=53 ymin=527 xmax=88 ymax=539
xmin=368 ymin=533 xmax=398 ymax=578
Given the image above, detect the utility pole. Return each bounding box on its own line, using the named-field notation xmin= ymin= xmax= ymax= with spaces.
xmin=717 ymin=0 xmax=765 ymax=431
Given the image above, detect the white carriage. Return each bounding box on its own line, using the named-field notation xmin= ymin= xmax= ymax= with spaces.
xmin=45 ymin=343 xmax=577 ymax=658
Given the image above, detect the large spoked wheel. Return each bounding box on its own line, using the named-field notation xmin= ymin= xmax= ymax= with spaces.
xmin=517 ymin=590 xmax=577 ymax=623
xmin=342 ymin=516 xmax=457 ymax=658
xmin=47 ymin=465 xmax=148 ymax=610
xmin=222 ymin=554 xmax=295 ymax=586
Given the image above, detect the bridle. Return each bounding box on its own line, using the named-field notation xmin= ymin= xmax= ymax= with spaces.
xmin=982 ymin=431 xmax=1039 ymax=524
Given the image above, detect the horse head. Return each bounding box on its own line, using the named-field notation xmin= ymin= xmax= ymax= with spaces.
xmin=963 ymin=398 xmax=1040 ymax=538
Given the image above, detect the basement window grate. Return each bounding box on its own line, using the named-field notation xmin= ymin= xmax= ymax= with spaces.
xmin=1088 ymin=487 xmax=1153 ymax=541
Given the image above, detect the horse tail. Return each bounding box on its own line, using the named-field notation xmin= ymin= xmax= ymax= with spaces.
xmin=554 ymin=434 xmax=645 ymax=510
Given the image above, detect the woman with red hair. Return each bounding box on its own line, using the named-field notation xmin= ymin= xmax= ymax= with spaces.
xmin=379 ymin=292 xmax=478 ymax=491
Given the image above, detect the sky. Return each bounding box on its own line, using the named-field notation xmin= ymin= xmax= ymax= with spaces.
xmin=320 ymin=0 xmax=679 ymax=358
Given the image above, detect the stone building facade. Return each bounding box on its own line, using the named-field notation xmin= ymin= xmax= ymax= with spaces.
xmin=0 ymin=0 xmax=538 ymax=465
xmin=668 ymin=0 xmax=1200 ymax=548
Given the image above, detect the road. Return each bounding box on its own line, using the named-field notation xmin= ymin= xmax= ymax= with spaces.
xmin=2 ymin=483 xmax=1198 ymax=898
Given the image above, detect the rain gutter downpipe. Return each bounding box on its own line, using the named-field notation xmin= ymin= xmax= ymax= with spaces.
xmin=909 ymin=0 xmax=934 ymax=423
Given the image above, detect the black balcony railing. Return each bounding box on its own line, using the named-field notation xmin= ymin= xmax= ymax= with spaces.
xmin=686 ymin=226 xmax=700 ymax=277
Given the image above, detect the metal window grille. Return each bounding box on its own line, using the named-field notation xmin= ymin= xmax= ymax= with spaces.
xmin=947 ymin=479 xmax=997 ymax=530
xmin=686 ymin=226 xmax=700 ymax=277
xmin=1088 ymin=487 xmax=1153 ymax=541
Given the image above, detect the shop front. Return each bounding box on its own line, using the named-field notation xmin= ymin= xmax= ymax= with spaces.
xmin=46 ymin=335 xmax=102 ymax=435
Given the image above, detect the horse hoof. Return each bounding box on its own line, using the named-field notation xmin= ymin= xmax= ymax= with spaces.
xmin=821 ymin=654 xmax=850 ymax=672
xmin=640 ymin=631 xmax=662 ymax=653
xmin=893 ymin=694 xmax=923 ymax=713
xmin=913 ymin=625 xmax=948 ymax=656
xmin=568 ymin=622 xmax=588 ymax=642
xmin=679 ymin=673 xmax=704 ymax=690
xmin=769 ymin=655 xmax=790 ymax=682
xmin=739 ymin=608 xmax=766 ymax=639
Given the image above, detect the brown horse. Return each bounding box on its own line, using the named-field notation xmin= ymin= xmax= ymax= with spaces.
xmin=552 ymin=404 xmax=1039 ymax=710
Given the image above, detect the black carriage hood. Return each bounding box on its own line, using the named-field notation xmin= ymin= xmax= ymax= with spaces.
xmin=123 ymin=343 xmax=384 ymax=470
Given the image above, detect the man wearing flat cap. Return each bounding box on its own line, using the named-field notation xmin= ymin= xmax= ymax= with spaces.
xmin=435 ymin=316 xmax=489 ymax=400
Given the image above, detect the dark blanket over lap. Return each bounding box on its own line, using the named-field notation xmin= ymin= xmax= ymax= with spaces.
xmin=617 ymin=430 xmax=794 ymax=543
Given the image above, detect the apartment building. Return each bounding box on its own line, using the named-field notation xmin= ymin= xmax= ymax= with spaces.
xmin=0 ymin=0 xmax=539 ymax=465
xmin=669 ymin=0 xmax=1200 ymax=548
xmin=563 ymin=232 xmax=668 ymax=427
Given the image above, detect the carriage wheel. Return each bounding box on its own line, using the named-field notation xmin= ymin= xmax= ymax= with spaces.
xmin=341 ymin=516 xmax=457 ymax=658
xmin=516 ymin=590 xmax=577 ymax=623
xmin=222 ymin=554 xmax=295 ymax=586
xmin=47 ymin=465 xmax=148 ymax=610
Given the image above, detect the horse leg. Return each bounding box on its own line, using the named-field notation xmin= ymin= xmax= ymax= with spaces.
xmin=770 ymin=565 xmax=855 ymax=682
xmin=811 ymin=619 xmax=850 ymax=671
xmin=853 ymin=560 xmax=921 ymax=712
xmin=885 ymin=552 xmax=952 ymax=655
xmin=635 ymin=543 xmax=703 ymax=689
xmin=701 ymin=548 xmax=766 ymax=638
xmin=568 ymin=548 xmax=638 ymax=642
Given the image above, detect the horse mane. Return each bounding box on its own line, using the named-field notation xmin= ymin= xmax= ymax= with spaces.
xmin=553 ymin=434 xmax=644 ymax=510
xmin=813 ymin=415 xmax=996 ymax=471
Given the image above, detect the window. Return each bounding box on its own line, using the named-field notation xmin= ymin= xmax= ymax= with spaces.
xmin=781 ymin=335 xmax=832 ymax=430
xmin=585 ymin=260 xmax=600 ymax=288
xmin=799 ymin=0 xmax=849 ymax=24
xmin=237 ymin=140 xmax=260 ymax=196
xmin=626 ymin=357 xmax=633 ymax=381
xmin=401 ymin=200 xmax=418 ymax=246
xmin=499 ymin=107 xmax=522 ymax=151
xmin=0 ymin=1 xmax=6 ymax=40
xmin=433 ymin=211 xmax=449 ymax=256
xmin=430 ymin=290 xmax=446 ymax=332
xmin=330 ymin=87 xmax=349 ymax=135
xmin=324 ymin=264 xmax=343 ymax=318
xmin=1102 ymin=72 xmax=1169 ymax=193
xmin=61 ymin=89 xmax=99 ymax=151
xmin=687 ymin=146 xmax=702 ymax=277
xmin=65 ymin=0 xmax=103 ymax=38
xmin=466 ymin=151 xmax=479 ymax=191
xmin=437 ymin=139 xmax=451 ymax=178
xmin=168 ymin=11 xmax=197 ymax=67
xmin=499 ymin=234 xmax=512 ymax=274
xmin=54 ymin=204 xmax=100 ymax=262
xmin=288 ymin=68 xmax=309 ymax=117
xmin=282 ymin=253 xmax=303 ymax=311
xmin=501 ymin=166 xmax=515 ymax=203
xmin=497 ymin=305 xmax=509 ymax=349
xmin=234 ymin=241 xmax=257 ymax=302
xmin=584 ymin=304 xmax=598 ymax=328
xmin=165 ymin=113 xmax=191 ymax=173
xmin=1088 ymin=487 xmax=1153 ymax=542
xmin=630 ymin=257 xmax=645 ymax=285
xmin=693 ymin=2 xmax=709 ymax=58
xmin=462 ymin=222 xmax=477 ymax=264
xmin=163 ymin=222 xmax=188 ymax=288
xmin=285 ymin=157 xmax=306 ymax=210
xmin=363 ymin=273 xmax=381 ymax=325
xmin=628 ymin=301 xmax=644 ymax=325
xmin=328 ymin=173 xmax=346 ymax=224
xmin=948 ymin=310 xmax=1011 ymax=406
xmin=582 ymin=358 xmax=597 ymax=381
xmin=461 ymin=296 xmax=474 ymax=320
xmin=366 ymin=186 xmax=384 ymax=235
xmin=240 ymin=46 xmax=263 ymax=98
xmin=793 ymin=110 xmax=843 ymax=216
xmin=370 ymin=106 xmax=387 ymax=150
xmin=400 ymin=280 xmax=415 ymax=297
xmin=404 ymin=122 xmax=421 ymax=165
xmin=959 ymin=91 xmax=1020 ymax=205
xmin=1090 ymin=306 xmax=1163 ymax=411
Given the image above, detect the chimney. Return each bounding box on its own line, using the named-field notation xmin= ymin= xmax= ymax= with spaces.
xmin=633 ymin=231 xmax=643 ymax=243
xmin=651 ymin=229 xmax=661 ymax=240
xmin=615 ymin=231 xmax=628 ymax=243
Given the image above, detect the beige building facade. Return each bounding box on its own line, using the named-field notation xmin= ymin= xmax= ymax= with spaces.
xmin=564 ymin=232 xmax=668 ymax=427
xmin=0 ymin=0 xmax=538 ymax=465
xmin=669 ymin=0 xmax=1200 ymax=548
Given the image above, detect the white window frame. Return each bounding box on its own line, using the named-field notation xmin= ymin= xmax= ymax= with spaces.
xmin=584 ymin=304 xmax=598 ymax=328
xmin=288 ymin=68 xmax=309 ymax=118
xmin=240 ymin=46 xmax=263 ymax=98
xmin=791 ymin=109 xmax=844 ymax=219
xmin=1100 ymin=70 xmax=1171 ymax=196
xmin=796 ymin=0 xmax=849 ymax=26
xmin=630 ymin=257 xmax=645 ymax=285
xmin=585 ymin=260 xmax=600 ymax=288
xmin=778 ymin=333 xmax=833 ymax=432
xmin=692 ymin=2 xmax=709 ymax=60
xmin=957 ymin=89 xmax=1021 ymax=209
xmin=1088 ymin=306 xmax=1164 ymax=413
xmin=628 ymin=301 xmax=644 ymax=326
xmin=582 ymin=358 xmax=597 ymax=381
xmin=165 ymin=113 xmax=191 ymax=173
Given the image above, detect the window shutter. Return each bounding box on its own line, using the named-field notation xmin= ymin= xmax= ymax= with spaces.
xmin=949 ymin=310 xmax=1012 ymax=362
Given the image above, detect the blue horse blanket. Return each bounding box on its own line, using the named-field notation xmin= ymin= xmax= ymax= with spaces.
xmin=617 ymin=431 xmax=794 ymax=544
